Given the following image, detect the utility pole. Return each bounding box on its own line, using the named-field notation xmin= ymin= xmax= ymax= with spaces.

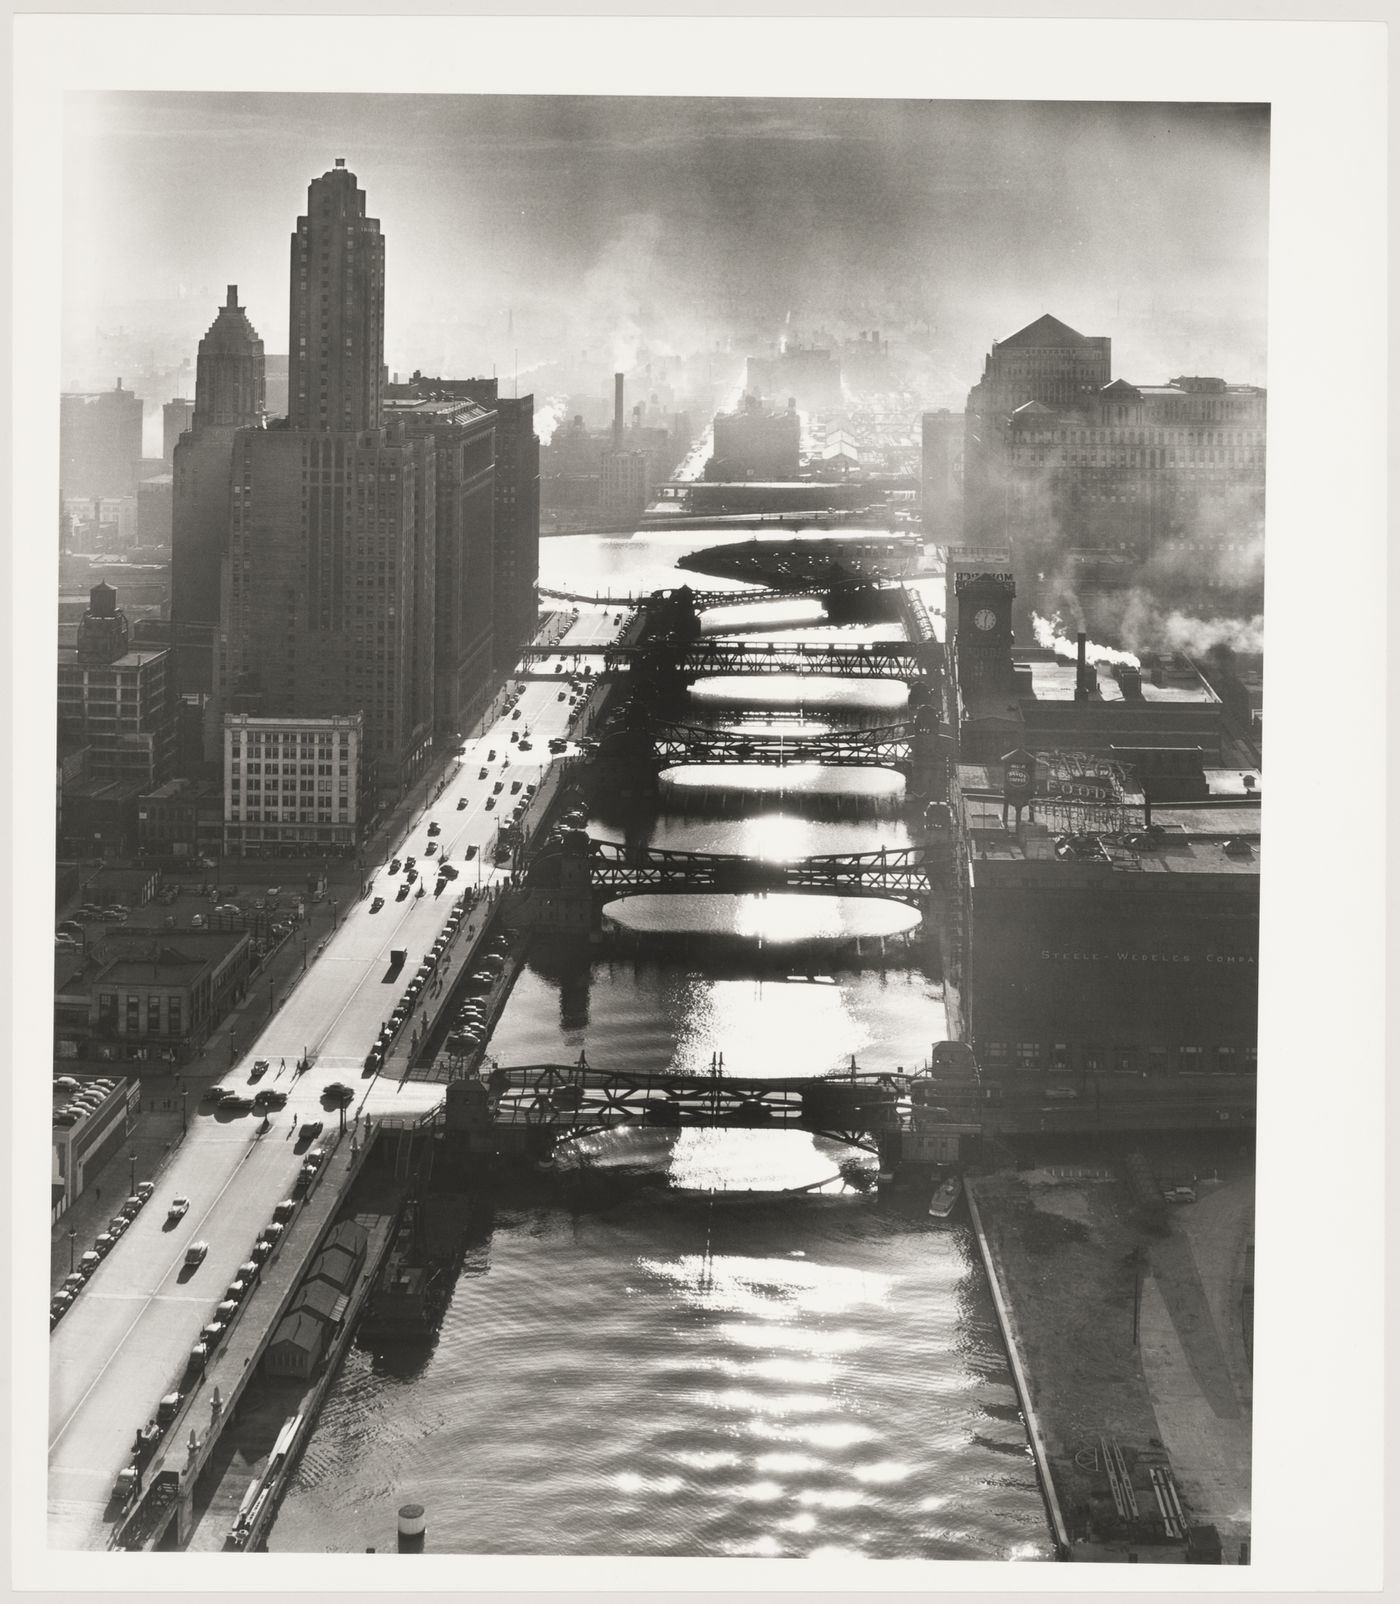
xmin=68 ymin=1230 xmax=77 ymax=1272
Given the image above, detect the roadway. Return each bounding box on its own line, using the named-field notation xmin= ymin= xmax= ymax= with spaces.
xmin=47 ymin=604 xmax=632 ymax=1550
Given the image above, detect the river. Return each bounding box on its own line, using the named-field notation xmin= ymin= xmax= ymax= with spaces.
xmin=268 ymin=527 xmax=1054 ymax=1561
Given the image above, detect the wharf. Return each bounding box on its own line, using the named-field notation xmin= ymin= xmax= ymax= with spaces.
xmin=109 ymin=1122 xmax=406 ymax=1550
xmin=965 ymin=1147 xmax=1253 ymax=1564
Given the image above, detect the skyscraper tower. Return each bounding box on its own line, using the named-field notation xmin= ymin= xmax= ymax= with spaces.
xmin=193 ymin=285 xmax=266 ymax=429
xmin=288 ymin=158 xmax=385 ymax=433
xmin=173 ymin=286 xmax=266 ymax=669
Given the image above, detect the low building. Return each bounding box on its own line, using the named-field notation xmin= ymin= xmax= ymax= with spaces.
xmin=137 ymin=778 xmax=225 ymax=859
xmin=949 ymin=759 xmax=1260 ymax=1094
xmin=264 ymin=1310 xmax=328 ymax=1380
xmin=51 ymin=1075 xmax=140 ymax=1217
xmin=306 ymin=1240 xmax=361 ymax=1297
xmin=55 ymin=928 xmax=254 ymax=1066
xmin=289 ymin=1277 xmax=348 ymax=1330
xmin=223 ymin=712 xmax=367 ymax=858
xmin=600 ymin=450 xmax=650 ymax=520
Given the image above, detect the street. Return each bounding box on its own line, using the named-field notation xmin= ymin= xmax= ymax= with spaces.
xmin=48 ymin=605 xmax=630 ymax=1548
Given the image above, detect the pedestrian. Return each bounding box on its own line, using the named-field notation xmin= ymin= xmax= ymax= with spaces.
xmin=292 ymin=1113 xmax=298 ymax=1128
xmin=95 ymin=1186 xmax=101 ymax=1204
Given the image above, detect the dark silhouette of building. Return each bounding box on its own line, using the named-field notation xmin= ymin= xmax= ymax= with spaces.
xmin=383 ymin=396 xmax=498 ymax=735
xmin=711 ymin=396 xmax=800 ymax=480
xmin=920 ymin=409 xmax=963 ymax=540
xmin=60 ymin=380 xmax=143 ymax=499
xmin=221 ymin=163 xmax=437 ymax=797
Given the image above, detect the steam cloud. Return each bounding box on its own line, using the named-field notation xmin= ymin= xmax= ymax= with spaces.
xmin=1032 ymin=612 xmax=1141 ymax=669
xmin=532 ymin=394 xmax=569 ymax=447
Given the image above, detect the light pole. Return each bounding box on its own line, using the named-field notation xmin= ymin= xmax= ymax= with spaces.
xmin=228 ymin=1027 xmax=237 ymax=1068
xmin=68 ymin=1230 xmax=76 ymax=1272
xmin=128 ymin=1152 xmax=137 ymax=1196
xmin=181 ymin=1088 xmax=188 ymax=1136
xmin=332 ymin=899 xmax=339 ymax=930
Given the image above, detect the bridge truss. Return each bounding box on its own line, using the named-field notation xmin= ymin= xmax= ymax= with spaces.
xmin=652 ymin=720 xmax=914 ymax=772
xmin=582 ymin=839 xmax=933 ymax=907
xmin=520 ymin=640 xmax=934 ymax=680
xmin=488 ymin=1062 xmax=891 ymax=1152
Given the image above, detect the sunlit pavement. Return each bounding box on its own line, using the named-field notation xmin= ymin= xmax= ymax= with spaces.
xmin=48 ymin=607 xmax=633 ymax=1547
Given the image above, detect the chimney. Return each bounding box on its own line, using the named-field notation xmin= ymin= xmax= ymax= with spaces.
xmin=613 ymin=372 xmax=624 ymax=451
xmin=225 ymin=284 xmax=238 ymax=309
xmin=1119 ymin=665 xmax=1144 ymax=701
xmin=1074 ymin=633 xmax=1090 ymax=702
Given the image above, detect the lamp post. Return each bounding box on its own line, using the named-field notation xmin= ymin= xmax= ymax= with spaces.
xmin=181 ymin=1088 xmax=188 ymax=1136
xmin=228 ymin=1027 xmax=237 ymax=1068
xmin=332 ymin=899 xmax=339 ymax=930
xmin=128 ymin=1152 xmax=137 ymax=1196
xmin=68 ymin=1230 xmax=77 ymax=1273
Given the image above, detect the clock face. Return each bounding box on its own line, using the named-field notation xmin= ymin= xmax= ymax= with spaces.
xmin=973 ymin=607 xmax=998 ymax=633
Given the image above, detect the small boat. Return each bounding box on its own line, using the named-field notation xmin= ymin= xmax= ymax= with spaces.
xmin=927 ymin=1172 xmax=963 ymax=1220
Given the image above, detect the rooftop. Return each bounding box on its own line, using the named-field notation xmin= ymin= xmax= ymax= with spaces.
xmin=997 ymin=313 xmax=1097 ymax=349
xmin=1014 ymin=650 xmax=1220 ymax=705
xmin=958 ymin=806 xmax=1261 ymax=879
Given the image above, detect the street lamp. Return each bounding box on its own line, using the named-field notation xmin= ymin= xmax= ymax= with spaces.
xmin=181 ymin=1088 xmax=188 ymax=1136
xmin=332 ymin=899 xmax=339 ymax=929
xmin=68 ymin=1230 xmax=77 ymax=1272
xmin=128 ymin=1152 xmax=137 ymax=1196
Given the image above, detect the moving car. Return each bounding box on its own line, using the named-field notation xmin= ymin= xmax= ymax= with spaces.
xmin=250 ymin=1059 xmax=270 ymax=1082
xmin=302 ymin=1119 xmax=324 ymax=1138
xmin=458 ymin=797 xmax=468 ymax=809
xmin=371 ymin=897 xmax=385 ymax=913
xmin=427 ymin=822 xmax=441 ymax=836
xmin=464 ymin=844 xmax=478 ymax=860
xmin=323 ymin=1082 xmax=353 ymax=1106
xmin=167 ymin=1196 xmax=190 ymax=1222
xmin=389 ymin=858 xmax=401 ymax=874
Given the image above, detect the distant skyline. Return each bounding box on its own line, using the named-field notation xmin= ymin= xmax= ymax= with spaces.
xmin=64 ymin=94 xmax=1269 ymax=400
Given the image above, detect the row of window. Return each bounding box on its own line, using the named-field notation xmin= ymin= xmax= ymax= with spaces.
xmin=231 ymin=762 xmax=349 ymax=777
xmin=98 ymin=992 xmax=184 ymax=1037
xmin=231 ymin=807 xmax=348 ymax=823
xmin=979 ymin=1040 xmax=1256 ymax=1075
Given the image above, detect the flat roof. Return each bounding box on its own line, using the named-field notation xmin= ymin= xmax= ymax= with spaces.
xmin=960 ymin=806 xmax=1260 ymax=878
xmin=1013 ymin=651 xmax=1219 ymax=705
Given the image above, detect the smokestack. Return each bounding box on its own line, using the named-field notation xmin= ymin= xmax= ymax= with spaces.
xmin=1074 ymin=633 xmax=1090 ymax=702
xmin=225 ymin=285 xmax=238 ymax=309
xmin=613 ymin=372 xmax=624 ymax=451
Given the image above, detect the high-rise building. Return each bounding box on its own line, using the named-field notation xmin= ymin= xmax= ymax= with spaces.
xmin=711 ymin=396 xmax=800 ymax=480
xmin=920 ymin=410 xmax=964 ymax=541
xmin=218 ymin=164 xmax=434 ymax=797
xmin=383 ymin=396 xmax=497 ymax=735
xmin=172 ymin=288 xmax=266 ymax=738
xmin=288 ymin=158 xmax=385 ymax=433
xmin=162 ymin=398 xmax=195 ymax=464
xmin=221 ymin=422 xmax=436 ymax=793
xmin=60 ymin=381 xmax=144 ymax=499
xmin=963 ymin=315 xmax=1265 ymax=631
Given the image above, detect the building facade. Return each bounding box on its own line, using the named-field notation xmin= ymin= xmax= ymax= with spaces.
xmin=60 ymin=381 xmax=144 ymax=499
xmin=920 ymin=409 xmax=964 ymax=541
xmin=171 ymin=285 xmax=267 ymax=674
xmin=222 ymin=712 xmax=367 ymax=855
xmin=57 ymin=584 xmax=178 ymax=790
xmin=288 ymin=158 xmax=385 ymax=433
xmin=711 ymin=398 xmax=801 ymax=480
xmin=162 ymin=398 xmax=195 ymax=464
xmin=383 ymin=396 xmax=497 ymax=736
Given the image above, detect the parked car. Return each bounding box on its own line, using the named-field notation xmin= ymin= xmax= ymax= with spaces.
xmin=80 ymin=1250 xmax=101 ymax=1276
xmin=94 ymin=1232 xmax=116 ymax=1256
xmin=120 ymin=1195 xmax=144 ymax=1218
xmin=302 ymin=1119 xmax=324 ymax=1138
xmin=272 ymin=1200 xmax=296 ymax=1223
xmin=203 ymin=1084 xmax=230 ymax=1102
xmin=223 ymin=1096 xmax=254 ymax=1114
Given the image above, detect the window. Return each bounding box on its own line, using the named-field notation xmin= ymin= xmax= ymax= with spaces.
xmin=1015 ymin=1041 xmax=1041 ymax=1070
xmin=1147 ymin=1049 xmax=1169 ymax=1077
xmin=1179 ymin=1046 xmax=1205 ymax=1074
xmin=147 ymin=996 xmax=162 ymax=1034
xmin=126 ymin=995 xmax=140 ymax=1032
xmin=1083 ymin=1046 xmax=1103 ymax=1075
xmin=1243 ymin=1046 xmax=1257 ymax=1074
xmin=1215 ymin=1046 xmax=1239 ymax=1075
xmin=1112 ymin=1048 xmax=1136 ymax=1075
xmin=1049 ymin=1042 xmax=1071 ymax=1072
xmin=169 ymin=998 xmax=181 ymax=1036
xmin=984 ymin=1040 xmax=1008 ymax=1066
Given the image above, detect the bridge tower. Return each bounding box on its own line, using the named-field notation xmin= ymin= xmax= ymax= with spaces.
xmin=517 ymin=830 xmax=601 ymax=935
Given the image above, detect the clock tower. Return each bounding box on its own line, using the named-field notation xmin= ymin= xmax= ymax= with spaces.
xmin=954 ymin=570 xmax=1015 ymax=691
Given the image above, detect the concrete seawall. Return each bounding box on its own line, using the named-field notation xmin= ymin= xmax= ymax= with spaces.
xmin=964 ymin=1179 xmax=1071 ymax=1560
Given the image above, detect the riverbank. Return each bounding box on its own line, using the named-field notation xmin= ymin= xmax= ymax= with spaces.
xmin=965 ymin=1138 xmax=1253 ymax=1564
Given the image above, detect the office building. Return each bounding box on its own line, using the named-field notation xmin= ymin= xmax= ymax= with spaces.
xmin=222 ymin=712 xmax=367 ymax=856
xmin=383 ymin=395 xmax=497 ymax=734
xmin=745 ymin=346 xmax=842 ymax=411
xmin=963 ymin=315 xmax=1265 ymax=626
xmin=162 ymin=398 xmax=195 ymax=464
xmin=711 ymin=397 xmax=800 ymax=480
xmin=920 ymin=409 xmax=964 ymax=540
xmin=601 ymin=450 xmax=650 ymax=522
xmin=221 ymin=164 xmax=437 ymax=795
xmin=57 ymin=583 xmax=177 ymax=791
xmin=288 ymin=157 xmax=385 ymax=433
xmin=60 ymin=381 xmax=144 ymax=500
xmin=171 ymin=286 xmax=266 ymax=631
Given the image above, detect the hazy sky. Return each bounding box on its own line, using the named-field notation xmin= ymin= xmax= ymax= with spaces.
xmin=63 ymin=93 xmax=1269 ymax=394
